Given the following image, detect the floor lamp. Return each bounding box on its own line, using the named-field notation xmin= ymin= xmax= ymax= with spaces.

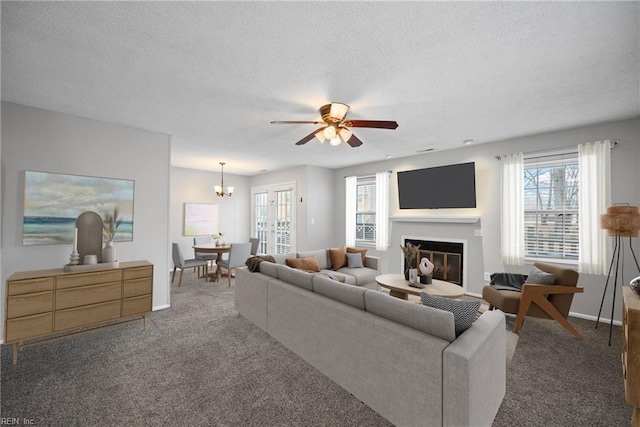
xmin=596 ymin=205 xmax=640 ymax=345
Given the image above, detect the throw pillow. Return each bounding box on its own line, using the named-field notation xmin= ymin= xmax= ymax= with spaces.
xmin=285 ymin=256 xmax=320 ymax=272
xmin=420 ymin=293 xmax=480 ymax=337
xmin=346 ymin=252 xmax=364 ymax=268
xmin=285 ymin=257 xmax=302 ymax=269
xmin=525 ymin=266 xmax=556 ymax=285
xmin=328 ymin=247 xmax=347 ymax=270
xmin=347 ymin=247 xmax=367 ymax=264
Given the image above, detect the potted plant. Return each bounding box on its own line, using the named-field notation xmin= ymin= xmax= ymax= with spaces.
xmin=102 ymin=207 xmax=122 ymax=263
xmin=400 ymin=242 xmax=419 ymax=281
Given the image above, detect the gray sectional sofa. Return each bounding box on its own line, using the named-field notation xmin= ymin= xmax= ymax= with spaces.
xmin=272 ymin=248 xmax=381 ymax=289
xmin=235 ymin=262 xmax=507 ymax=427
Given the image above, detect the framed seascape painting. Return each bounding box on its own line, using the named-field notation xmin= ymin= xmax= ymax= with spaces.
xmin=23 ymin=171 xmax=135 ymax=245
xmin=184 ymin=203 xmax=219 ymax=236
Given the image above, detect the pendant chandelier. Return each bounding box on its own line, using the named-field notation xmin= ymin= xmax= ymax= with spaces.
xmin=214 ymin=162 xmax=234 ymax=197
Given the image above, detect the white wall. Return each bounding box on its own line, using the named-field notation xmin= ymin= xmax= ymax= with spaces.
xmin=334 ymin=117 xmax=640 ymax=322
xmin=247 ymin=165 xmax=336 ymax=252
xmin=169 ymin=166 xmax=250 ymax=267
xmin=1 ymin=103 xmax=172 ymax=341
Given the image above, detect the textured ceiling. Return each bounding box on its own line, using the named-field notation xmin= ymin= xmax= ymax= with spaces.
xmin=2 ymin=2 xmax=639 ymax=175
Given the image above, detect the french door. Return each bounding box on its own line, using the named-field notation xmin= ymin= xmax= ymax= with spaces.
xmin=251 ymin=182 xmax=296 ymax=255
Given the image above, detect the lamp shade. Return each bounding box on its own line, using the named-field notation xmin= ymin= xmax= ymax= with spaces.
xmin=600 ymin=205 xmax=640 ymax=237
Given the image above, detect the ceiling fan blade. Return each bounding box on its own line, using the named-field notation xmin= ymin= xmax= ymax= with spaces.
xmin=345 ymin=120 xmax=398 ymax=129
xmin=295 ymin=128 xmax=326 ymax=145
xmin=271 ymin=120 xmax=324 ymax=125
xmin=345 ymin=132 xmax=363 ymax=148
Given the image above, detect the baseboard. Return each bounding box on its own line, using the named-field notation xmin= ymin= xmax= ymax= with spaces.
xmin=465 ymin=291 xmax=483 ymax=298
xmin=568 ymin=311 xmax=622 ymax=326
xmin=153 ymin=304 xmax=170 ymax=311
xmin=466 ymin=292 xmax=623 ymax=326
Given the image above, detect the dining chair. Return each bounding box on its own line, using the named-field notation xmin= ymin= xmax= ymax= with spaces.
xmin=249 ymin=237 xmax=260 ymax=256
xmin=194 ymin=236 xmax=218 ymax=276
xmin=216 ymin=242 xmax=252 ymax=287
xmin=172 ymin=243 xmax=208 ymax=287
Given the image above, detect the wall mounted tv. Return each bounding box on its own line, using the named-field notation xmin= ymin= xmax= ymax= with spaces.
xmin=397 ymin=162 xmax=477 ymax=209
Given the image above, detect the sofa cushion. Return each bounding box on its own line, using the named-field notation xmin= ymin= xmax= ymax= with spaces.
xmin=277 ymin=265 xmax=315 ymax=291
xmin=316 ymin=272 xmax=346 ymax=283
xmin=337 ymin=266 xmax=378 ymax=286
xmin=259 ymin=261 xmax=279 ymax=279
xmin=328 ymin=247 xmax=347 ymax=270
xmin=364 ymin=291 xmax=456 ymax=342
xmin=346 ymin=252 xmax=364 ymax=268
xmin=347 ymin=247 xmax=368 ymax=264
xmin=420 ymin=294 xmax=480 ymax=337
xmin=273 ymin=252 xmax=296 ymax=265
xmin=321 ymin=269 xmax=356 ymax=285
xmin=285 ymin=256 xmax=321 ymax=272
xmin=312 ymin=275 xmax=366 ymax=310
xmin=297 ymin=249 xmax=330 ymax=270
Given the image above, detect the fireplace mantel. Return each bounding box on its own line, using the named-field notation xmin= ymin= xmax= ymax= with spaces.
xmin=390 ymin=216 xmax=480 ymax=224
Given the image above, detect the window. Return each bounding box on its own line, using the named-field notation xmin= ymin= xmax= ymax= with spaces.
xmin=523 ymin=151 xmax=579 ymax=262
xmin=346 ymin=172 xmax=389 ymax=250
xmin=356 ymin=177 xmax=376 ymax=243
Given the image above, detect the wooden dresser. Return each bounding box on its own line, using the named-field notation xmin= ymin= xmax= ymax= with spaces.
xmin=5 ymin=260 xmax=153 ymax=364
xmin=623 ymin=287 xmax=640 ymax=427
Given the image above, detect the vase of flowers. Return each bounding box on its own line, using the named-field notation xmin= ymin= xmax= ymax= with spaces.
xmin=400 ymin=242 xmax=419 ymax=281
xmin=213 ymin=232 xmax=224 ymax=246
xmin=102 ymin=207 xmax=122 ymax=263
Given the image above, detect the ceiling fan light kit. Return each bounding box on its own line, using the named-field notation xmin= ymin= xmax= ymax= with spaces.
xmin=271 ymin=102 xmax=398 ymax=148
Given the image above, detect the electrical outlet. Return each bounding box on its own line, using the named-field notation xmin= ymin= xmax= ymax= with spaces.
xmin=484 ymin=272 xmax=491 ymax=281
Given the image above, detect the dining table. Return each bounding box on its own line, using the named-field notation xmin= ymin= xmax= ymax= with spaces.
xmin=192 ymin=243 xmax=231 ymax=282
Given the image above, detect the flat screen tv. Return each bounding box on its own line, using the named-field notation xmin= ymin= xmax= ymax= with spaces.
xmin=397 ymin=162 xmax=476 ymax=209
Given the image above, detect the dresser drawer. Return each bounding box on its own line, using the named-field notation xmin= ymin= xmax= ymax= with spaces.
xmin=55 ymin=300 xmax=121 ymax=331
xmin=123 ymin=277 xmax=152 ymax=298
xmin=56 ymin=270 xmax=122 ymax=289
xmin=7 ymin=291 xmax=53 ymax=319
xmin=123 ymin=266 xmax=153 ymax=281
xmin=123 ymin=295 xmax=152 ymax=317
xmin=55 ymin=281 xmax=122 ymax=310
xmin=5 ymin=312 xmax=53 ymax=342
xmin=7 ymin=277 xmax=54 ymax=296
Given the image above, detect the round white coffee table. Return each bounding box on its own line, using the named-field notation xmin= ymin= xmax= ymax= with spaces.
xmin=375 ymin=274 xmax=465 ymax=300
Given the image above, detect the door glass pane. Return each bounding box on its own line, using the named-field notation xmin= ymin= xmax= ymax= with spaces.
xmin=275 ymin=189 xmax=292 ymax=255
xmin=254 ymin=192 xmax=269 ymax=255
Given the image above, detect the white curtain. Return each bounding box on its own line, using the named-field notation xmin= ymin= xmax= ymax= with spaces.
xmin=578 ymin=140 xmax=611 ymax=274
xmin=375 ymin=171 xmax=390 ymax=251
xmin=501 ymin=152 xmax=525 ymax=265
xmin=345 ymin=176 xmax=357 ymax=247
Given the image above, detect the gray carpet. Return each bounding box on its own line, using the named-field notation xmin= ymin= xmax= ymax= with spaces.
xmin=493 ymin=315 xmax=633 ymax=426
xmin=1 ymin=272 xmax=391 ymax=426
xmin=1 ymin=270 xmax=633 ymax=426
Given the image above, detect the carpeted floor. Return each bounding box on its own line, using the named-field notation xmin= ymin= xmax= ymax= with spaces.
xmin=493 ymin=315 xmax=632 ymax=426
xmin=1 ymin=270 xmax=633 ymax=426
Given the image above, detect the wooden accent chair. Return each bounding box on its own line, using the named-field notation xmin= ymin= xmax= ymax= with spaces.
xmin=482 ymin=262 xmax=584 ymax=338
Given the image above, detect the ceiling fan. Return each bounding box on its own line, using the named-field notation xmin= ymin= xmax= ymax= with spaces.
xmin=271 ymin=102 xmax=398 ymax=147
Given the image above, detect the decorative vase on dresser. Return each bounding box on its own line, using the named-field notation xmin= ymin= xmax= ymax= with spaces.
xmin=102 ymin=240 xmax=116 ymax=263
xmin=622 ymin=286 xmax=640 ymax=427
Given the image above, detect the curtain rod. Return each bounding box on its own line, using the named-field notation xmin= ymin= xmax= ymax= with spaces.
xmin=495 ymin=140 xmax=618 ymax=161
xmin=344 ymin=170 xmax=392 ymax=178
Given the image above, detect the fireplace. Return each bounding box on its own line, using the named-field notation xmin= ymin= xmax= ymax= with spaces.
xmin=403 ymin=237 xmax=465 ymax=287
